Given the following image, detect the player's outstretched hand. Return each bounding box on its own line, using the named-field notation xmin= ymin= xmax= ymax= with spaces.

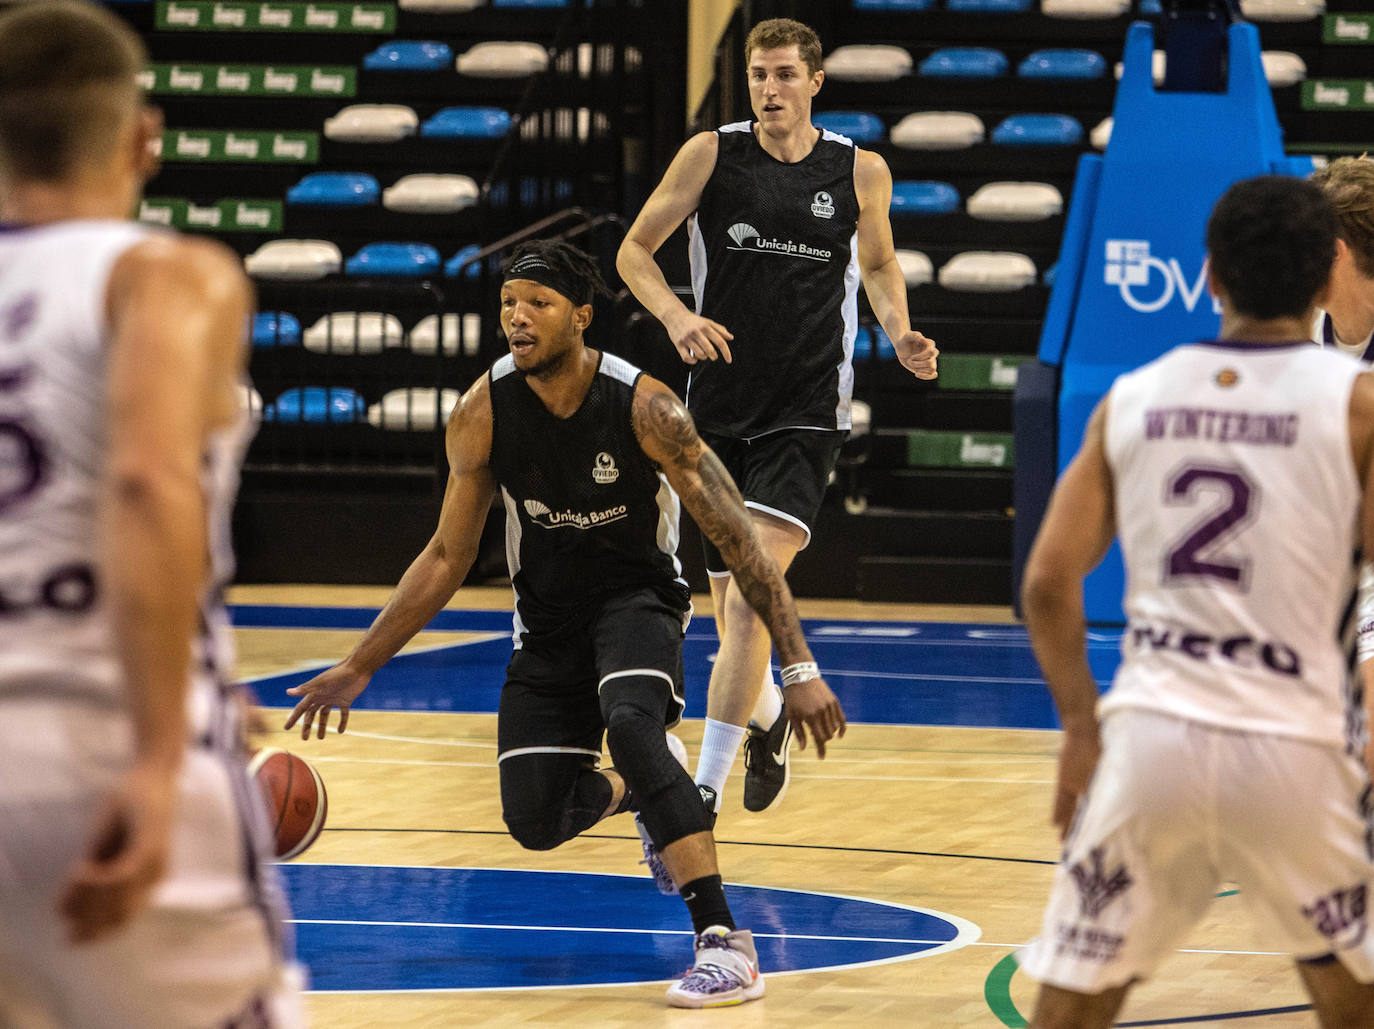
xmin=665 ymin=309 xmax=733 ymax=365
xmin=783 ymin=676 xmax=847 ymax=760
xmin=285 ymin=663 xmax=371 ymax=739
xmin=60 ymin=760 xmax=176 ymax=944
xmin=894 ymin=330 xmax=938 ymax=380
xmin=1052 ymin=725 xmax=1101 ymax=841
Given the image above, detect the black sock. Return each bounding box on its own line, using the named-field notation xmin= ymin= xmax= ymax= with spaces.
xmin=679 ymin=874 xmax=734 ymax=934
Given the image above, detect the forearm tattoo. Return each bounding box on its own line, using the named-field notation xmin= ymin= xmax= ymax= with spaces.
xmin=636 ymin=391 xmax=809 ymax=663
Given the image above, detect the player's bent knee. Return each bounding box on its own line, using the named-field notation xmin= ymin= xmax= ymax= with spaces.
xmin=604 ymin=704 xmax=680 ymax=798
xmin=504 ymin=817 xmax=566 ymax=852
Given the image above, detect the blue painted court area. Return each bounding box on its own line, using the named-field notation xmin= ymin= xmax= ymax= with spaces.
xmin=283 ymin=865 xmax=976 ymax=991
xmin=235 ymin=605 xmax=1124 ymax=729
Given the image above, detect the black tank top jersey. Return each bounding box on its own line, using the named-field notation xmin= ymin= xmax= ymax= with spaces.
xmin=687 ymin=121 xmax=862 ymax=438
xmin=487 ymin=351 xmax=689 ymax=647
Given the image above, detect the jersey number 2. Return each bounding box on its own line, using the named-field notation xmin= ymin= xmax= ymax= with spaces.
xmin=1163 ymin=466 xmax=1256 ymax=587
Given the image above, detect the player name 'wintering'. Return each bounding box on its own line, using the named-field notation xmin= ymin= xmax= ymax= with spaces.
xmin=1143 ymin=408 xmax=1298 ymax=446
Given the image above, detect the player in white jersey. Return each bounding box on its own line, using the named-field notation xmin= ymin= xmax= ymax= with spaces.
xmin=1019 ymin=175 xmax=1374 ymax=1027
xmin=0 ymin=4 xmax=302 ymax=1026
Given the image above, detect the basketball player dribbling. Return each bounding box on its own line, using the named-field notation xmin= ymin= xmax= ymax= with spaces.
xmin=0 ymin=4 xmax=303 ymax=1025
xmin=1020 ymin=176 xmax=1374 ymax=1027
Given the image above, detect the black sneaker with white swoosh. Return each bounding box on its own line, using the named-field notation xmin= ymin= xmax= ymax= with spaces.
xmin=741 ymin=703 xmax=792 ymax=812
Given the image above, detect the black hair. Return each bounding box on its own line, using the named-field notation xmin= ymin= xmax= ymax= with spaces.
xmin=501 ymin=238 xmax=614 ymax=307
xmin=1206 ymin=175 xmax=1337 ymax=320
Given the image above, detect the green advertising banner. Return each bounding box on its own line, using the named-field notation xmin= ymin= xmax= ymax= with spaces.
xmin=934 ymin=354 xmax=1028 ymax=392
xmin=140 ymin=198 xmax=284 ymax=233
xmin=155 ymin=2 xmax=394 ymax=33
xmin=159 ymin=130 xmax=320 ymax=164
xmin=906 ymin=431 xmax=1015 ymax=470
xmin=1302 ymin=80 xmax=1374 ymax=111
xmin=1324 ymin=14 xmax=1374 ymax=45
xmin=140 ymin=63 xmax=356 ymax=97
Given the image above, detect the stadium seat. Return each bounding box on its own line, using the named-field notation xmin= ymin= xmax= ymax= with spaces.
xmin=1041 ymin=0 xmax=1130 ymax=18
xmin=944 ymin=0 xmax=1032 ymax=11
xmin=991 ymin=114 xmax=1083 ymax=146
xmin=493 ymin=0 xmax=568 ymax=6
xmin=303 ymin=312 xmax=405 ymax=354
xmin=812 ymin=111 xmax=885 ymax=143
xmin=345 ymin=243 xmax=441 ymax=277
xmin=1239 ymin=0 xmax=1324 ymax=20
xmin=918 ymin=47 xmax=1008 ymax=78
xmin=938 ymin=251 xmax=1036 ymax=291
xmin=445 ymin=244 xmax=484 ymax=278
xmin=383 ymin=174 xmax=480 ymax=214
xmin=852 ymin=324 xmax=896 ymax=360
xmin=252 ymin=312 xmax=301 ymax=347
xmin=1018 ymin=49 xmax=1107 ymax=79
xmin=244 ymin=240 xmax=342 ymax=280
xmin=890 ymin=111 xmax=985 ymax=150
xmin=286 ymin=172 xmax=379 ymax=207
xmin=456 ymin=42 xmax=549 ymax=77
xmin=363 ymin=41 xmax=454 ymax=72
xmin=966 ymin=181 xmax=1063 ymax=221
xmin=1090 ymin=116 xmax=1113 ymax=149
xmin=421 ymin=107 xmax=512 ymax=139
xmin=889 ymin=181 xmax=960 ymax=216
xmin=895 ymin=249 xmax=934 ymax=286
xmin=398 ymin=0 xmax=484 ymax=9
xmin=853 ymin=0 xmax=935 ymax=7
xmin=323 ymin=105 xmax=419 ymax=143
xmin=822 ymin=45 xmax=912 ymax=82
xmin=266 ymin=387 xmax=367 ymax=424
xmin=367 ymin=388 xmax=462 ymax=431
xmin=408 ymin=313 xmax=482 ymax=355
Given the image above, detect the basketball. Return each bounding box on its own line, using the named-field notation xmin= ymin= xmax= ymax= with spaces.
xmin=248 ymin=747 xmax=328 ymax=860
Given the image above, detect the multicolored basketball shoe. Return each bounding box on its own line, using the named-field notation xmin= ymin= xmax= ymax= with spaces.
xmin=665 ymin=926 xmax=765 ymax=1008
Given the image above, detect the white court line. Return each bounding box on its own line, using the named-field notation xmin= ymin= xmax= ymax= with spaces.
xmin=344 ymin=730 xmax=497 ymax=750
xmin=239 ymin=635 xmax=506 ymax=686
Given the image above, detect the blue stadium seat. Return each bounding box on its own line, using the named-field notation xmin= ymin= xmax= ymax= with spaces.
xmin=889 ymin=181 xmax=960 ymax=216
xmin=363 ymin=41 xmax=454 ymax=72
xmin=812 ymin=111 xmax=885 ymax=143
xmin=852 ymin=325 xmax=896 ymax=360
xmin=420 ymin=107 xmax=513 ymax=139
xmin=918 ymin=47 xmax=1008 ymax=78
xmin=945 ymin=0 xmax=1032 ymax=10
xmin=1139 ymin=0 xmax=1162 ymax=11
xmin=492 ymin=0 xmax=568 ymax=5
xmin=853 ymin=0 xmax=935 ymax=8
xmin=286 ymin=173 xmax=379 ymax=207
xmin=991 ymin=114 xmax=1083 ymax=146
xmin=1018 ymin=49 xmax=1107 ymax=79
xmin=265 ymin=387 xmax=367 ymax=424
xmin=445 ymin=244 xmax=483 ymax=278
xmin=252 ymin=312 xmax=301 ymax=348
xmin=345 ymin=243 xmax=441 ymax=277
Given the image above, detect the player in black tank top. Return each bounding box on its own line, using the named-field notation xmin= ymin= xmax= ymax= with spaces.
xmin=616 ymin=18 xmax=939 ymax=821
xmin=284 ymin=240 xmax=845 ymax=1008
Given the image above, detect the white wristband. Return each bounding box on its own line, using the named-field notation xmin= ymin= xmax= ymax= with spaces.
xmin=780 ymin=661 xmax=819 ymax=688
xmin=1357 ymin=618 xmax=1374 ymax=664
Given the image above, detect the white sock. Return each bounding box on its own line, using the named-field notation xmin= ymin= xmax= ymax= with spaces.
xmin=747 ymin=668 xmax=783 ymax=730
xmin=695 ymin=718 xmax=746 ymax=810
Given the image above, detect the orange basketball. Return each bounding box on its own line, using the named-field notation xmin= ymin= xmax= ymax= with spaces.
xmin=248 ymin=747 xmax=328 ymax=860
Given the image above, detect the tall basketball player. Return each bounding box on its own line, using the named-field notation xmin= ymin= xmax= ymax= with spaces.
xmin=0 ymin=3 xmax=302 ymax=1025
xmin=617 ymin=17 xmax=936 ymax=832
xmin=1020 ymin=176 xmax=1374 ymax=1026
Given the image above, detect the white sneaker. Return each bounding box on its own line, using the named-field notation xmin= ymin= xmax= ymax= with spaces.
xmin=635 ymin=732 xmax=689 ymax=895
xmin=665 ymin=926 xmax=765 ymax=1008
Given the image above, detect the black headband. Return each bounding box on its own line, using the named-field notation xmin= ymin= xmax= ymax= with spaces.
xmin=503 ymin=253 xmax=592 ymax=306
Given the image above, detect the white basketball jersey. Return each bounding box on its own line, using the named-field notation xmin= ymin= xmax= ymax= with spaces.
xmin=1101 ymin=341 xmax=1365 ymax=749
xmin=0 ymin=221 xmax=251 ymax=747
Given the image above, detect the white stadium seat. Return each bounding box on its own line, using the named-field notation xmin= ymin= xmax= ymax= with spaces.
xmin=1090 ymin=116 xmax=1113 ymax=150
xmin=822 ymin=45 xmax=913 ymax=82
xmin=456 ymin=41 xmax=549 ymax=78
xmin=323 ymin=105 xmax=419 ymax=143
xmin=895 ymin=249 xmax=934 ymax=286
xmin=367 ymin=388 xmax=462 ymax=431
xmin=1239 ymin=0 xmax=1324 ymax=20
xmin=303 ymin=313 xmax=405 ymax=355
xmin=407 ymin=313 xmax=482 ymax=356
xmin=244 ymin=239 xmax=341 ymax=280
xmin=890 ymin=111 xmax=985 ymax=150
xmin=938 ymin=251 xmax=1037 ymax=292
xmin=1041 ymin=0 xmax=1130 ymax=18
xmin=383 ymin=174 xmax=480 ymax=214
xmin=966 ymin=182 xmax=1063 ymax=221
xmin=398 ymin=0 xmax=484 ymax=9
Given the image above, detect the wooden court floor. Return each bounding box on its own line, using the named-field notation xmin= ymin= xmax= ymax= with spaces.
xmin=234 ymin=585 xmax=1321 ymax=1028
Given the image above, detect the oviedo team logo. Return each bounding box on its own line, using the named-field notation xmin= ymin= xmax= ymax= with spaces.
xmin=592 ymin=452 xmax=618 ymax=484
xmin=811 ymin=191 xmax=835 ymax=219
xmin=1104 ymin=239 xmax=1220 ymax=315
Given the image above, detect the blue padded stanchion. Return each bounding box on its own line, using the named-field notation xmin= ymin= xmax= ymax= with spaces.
xmin=1012 ymin=17 xmax=1314 ymax=623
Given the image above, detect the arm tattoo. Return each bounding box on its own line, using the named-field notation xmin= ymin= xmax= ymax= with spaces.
xmin=637 ymin=390 xmax=810 ymax=664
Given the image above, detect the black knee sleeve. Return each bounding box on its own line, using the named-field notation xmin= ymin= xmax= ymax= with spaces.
xmin=500 ymin=753 xmax=613 ymax=852
xmin=604 ymin=699 xmax=710 ymax=850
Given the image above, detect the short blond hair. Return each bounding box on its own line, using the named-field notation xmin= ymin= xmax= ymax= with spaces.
xmin=1311 ymin=156 xmax=1374 ymax=279
xmin=744 ymin=18 xmax=822 ymax=78
xmin=0 ymin=1 xmax=148 ymax=182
